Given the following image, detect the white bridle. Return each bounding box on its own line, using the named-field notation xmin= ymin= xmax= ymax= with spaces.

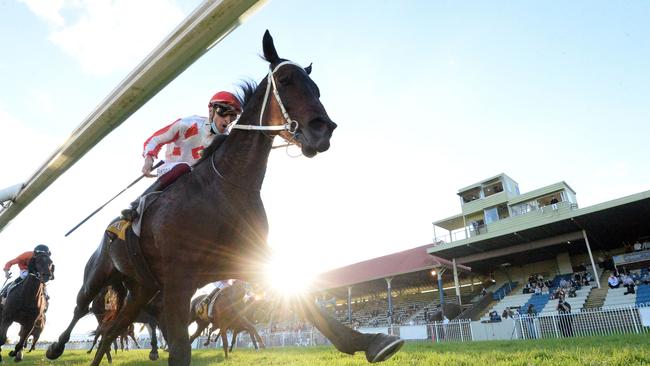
xmin=230 ymin=60 xmax=303 ymax=134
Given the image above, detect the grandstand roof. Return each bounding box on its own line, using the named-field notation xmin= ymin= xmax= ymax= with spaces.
xmin=314 ymin=244 xmax=471 ymax=291
xmin=429 ymin=190 xmax=650 ymax=272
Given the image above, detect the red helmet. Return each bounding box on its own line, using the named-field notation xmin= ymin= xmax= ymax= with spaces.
xmin=208 ymin=91 xmax=242 ymax=113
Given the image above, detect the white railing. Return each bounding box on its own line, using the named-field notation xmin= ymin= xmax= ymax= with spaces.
xmin=514 ymin=306 xmax=648 ymax=340
xmin=429 ymin=320 xmax=473 ymax=343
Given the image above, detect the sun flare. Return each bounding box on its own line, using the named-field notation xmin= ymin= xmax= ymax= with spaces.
xmin=264 ymin=251 xmax=316 ymax=296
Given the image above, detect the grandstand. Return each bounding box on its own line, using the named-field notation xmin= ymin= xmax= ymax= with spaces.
xmin=305 ymin=174 xmax=650 ymax=342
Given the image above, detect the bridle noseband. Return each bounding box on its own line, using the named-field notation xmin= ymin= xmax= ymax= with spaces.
xmin=230 ymin=60 xmax=304 ymax=135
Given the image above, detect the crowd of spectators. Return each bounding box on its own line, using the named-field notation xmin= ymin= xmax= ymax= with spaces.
xmin=522 ymin=274 xmax=551 ymax=295
xmin=607 ymin=266 xmax=650 ymax=294
xmin=624 ymin=239 xmax=650 ymax=253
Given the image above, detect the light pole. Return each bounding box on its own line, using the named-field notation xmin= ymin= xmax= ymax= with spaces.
xmin=431 ymin=267 xmax=447 ymax=319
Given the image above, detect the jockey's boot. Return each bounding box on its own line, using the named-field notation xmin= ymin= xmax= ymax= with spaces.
xmin=120 ymin=179 xmax=165 ymax=222
xmin=120 ymin=200 xmax=139 ymax=222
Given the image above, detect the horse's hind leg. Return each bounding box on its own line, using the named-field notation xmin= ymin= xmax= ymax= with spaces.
xmin=229 ymin=329 xmax=239 ymax=352
xmin=147 ymin=323 xmax=159 ymax=361
xmin=90 ymin=284 xmax=156 ymax=366
xmin=295 ymin=297 xmax=403 ymax=363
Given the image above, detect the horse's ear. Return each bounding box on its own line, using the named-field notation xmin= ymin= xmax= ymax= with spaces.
xmin=263 ymin=30 xmax=280 ymax=64
xmin=305 ymin=63 xmax=312 ymax=75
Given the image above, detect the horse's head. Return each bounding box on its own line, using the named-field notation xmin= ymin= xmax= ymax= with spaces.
xmin=28 ymin=253 xmax=54 ymax=283
xmin=240 ymin=30 xmax=337 ymax=158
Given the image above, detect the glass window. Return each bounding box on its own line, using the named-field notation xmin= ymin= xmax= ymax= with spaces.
xmin=484 ymin=207 xmax=499 ymax=224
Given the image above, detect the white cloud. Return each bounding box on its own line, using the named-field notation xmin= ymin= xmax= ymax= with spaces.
xmin=22 ymin=0 xmax=185 ymax=76
xmin=20 ymin=0 xmax=66 ymax=27
xmin=0 ymin=106 xmax=60 ymax=188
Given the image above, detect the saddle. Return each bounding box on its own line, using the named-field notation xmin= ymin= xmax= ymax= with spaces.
xmin=104 ymin=218 xmax=160 ymax=290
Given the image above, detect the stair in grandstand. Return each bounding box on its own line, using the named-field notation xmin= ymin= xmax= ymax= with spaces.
xmin=583 ymin=270 xmax=612 ymax=308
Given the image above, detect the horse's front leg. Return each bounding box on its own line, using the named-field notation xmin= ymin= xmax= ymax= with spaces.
xmin=161 ymin=284 xmax=193 ymax=366
xmin=10 ymin=322 xmax=31 ymax=361
xmin=295 ymin=297 xmax=403 ymax=363
xmin=0 ymin=318 xmax=10 ymax=363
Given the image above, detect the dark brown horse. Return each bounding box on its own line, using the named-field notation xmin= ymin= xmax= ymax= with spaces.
xmin=0 ymin=253 xmax=54 ymax=362
xmin=87 ymin=286 xmax=161 ymax=361
xmin=47 ymin=30 xmax=402 ymax=365
xmin=188 ymin=283 xmax=264 ymax=357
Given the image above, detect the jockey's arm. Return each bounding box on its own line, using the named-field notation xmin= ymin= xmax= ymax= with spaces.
xmin=141 ymin=119 xmax=187 ymax=175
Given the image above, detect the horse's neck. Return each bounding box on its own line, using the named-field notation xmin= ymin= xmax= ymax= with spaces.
xmin=19 ymin=276 xmax=42 ymax=299
xmin=199 ymin=128 xmax=273 ymax=192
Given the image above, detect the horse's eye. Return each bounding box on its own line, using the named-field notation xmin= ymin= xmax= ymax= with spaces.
xmin=278 ymin=76 xmax=291 ymax=86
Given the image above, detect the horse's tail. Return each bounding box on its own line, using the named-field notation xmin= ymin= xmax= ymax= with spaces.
xmin=100 ymin=287 xmax=122 ymax=332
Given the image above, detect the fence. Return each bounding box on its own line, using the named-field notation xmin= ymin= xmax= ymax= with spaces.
xmin=428 ymin=305 xmax=650 ymax=343
xmin=515 ymin=306 xmax=649 ymax=340
xmin=429 ymin=320 xmax=472 ymax=343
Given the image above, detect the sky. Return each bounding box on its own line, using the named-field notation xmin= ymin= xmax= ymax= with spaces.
xmin=1 ymin=0 xmax=649 ymax=341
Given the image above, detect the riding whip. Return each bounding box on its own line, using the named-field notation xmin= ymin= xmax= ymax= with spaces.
xmin=64 ymin=160 xmax=164 ymax=237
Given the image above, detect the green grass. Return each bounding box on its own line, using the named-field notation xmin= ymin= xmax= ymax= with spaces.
xmin=4 ymin=334 xmax=650 ymax=365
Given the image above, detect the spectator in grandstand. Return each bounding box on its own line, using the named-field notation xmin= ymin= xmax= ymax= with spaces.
xmin=481 ymin=287 xmax=487 ymax=297
xmin=608 ymin=273 xmax=620 ymax=289
xmin=634 ymin=240 xmax=643 ymax=252
xmin=541 ymin=284 xmax=549 ymax=295
xmin=641 ymin=240 xmax=650 ymax=250
xmin=489 ymin=310 xmax=502 ymax=322
xmin=528 ymin=274 xmax=536 ymax=285
xmin=534 ymin=284 xmax=542 ymax=296
xmin=557 ymin=299 xmax=573 ymax=337
xmin=568 ymin=287 xmax=577 ymax=298
xmin=641 ymin=272 xmax=650 ymax=285
xmin=502 ymin=307 xmax=514 ymax=319
xmin=623 ymin=275 xmax=636 ymax=295
xmin=526 ymin=304 xmax=537 ymax=316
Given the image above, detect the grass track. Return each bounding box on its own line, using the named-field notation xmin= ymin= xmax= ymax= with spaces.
xmin=4 ymin=334 xmax=650 ymax=365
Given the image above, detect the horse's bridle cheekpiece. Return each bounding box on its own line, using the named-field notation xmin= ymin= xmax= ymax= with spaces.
xmin=230 ymin=61 xmax=304 ymax=135
xmin=212 ymin=61 xmax=305 ymax=183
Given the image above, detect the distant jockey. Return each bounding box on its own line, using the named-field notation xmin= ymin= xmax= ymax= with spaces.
xmin=1 ymin=244 xmax=51 ymax=303
xmin=121 ymin=91 xmax=242 ymax=221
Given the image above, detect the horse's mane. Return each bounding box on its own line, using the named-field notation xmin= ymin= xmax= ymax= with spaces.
xmin=196 ymin=79 xmax=257 ymax=164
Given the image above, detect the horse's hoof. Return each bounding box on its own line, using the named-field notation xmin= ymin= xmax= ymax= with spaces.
xmin=14 ymin=350 xmax=23 ymax=362
xmin=46 ymin=342 xmax=64 ymax=360
xmin=365 ymin=334 xmax=404 ymax=363
xmin=8 ymin=350 xmax=15 ymax=357
xmin=149 ymin=351 xmax=159 ymax=361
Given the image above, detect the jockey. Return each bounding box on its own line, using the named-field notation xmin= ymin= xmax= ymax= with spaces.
xmin=1 ymin=244 xmax=51 ymax=302
xmin=203 ymin=279 xmax=235 ymax=318
xmin=121 ymin=91 xmax=242 ymax=221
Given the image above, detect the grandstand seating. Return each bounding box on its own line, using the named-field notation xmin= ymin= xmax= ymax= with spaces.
xmin=602 ymin=287 xmax=636 ymax=308
xmin=636 ymin=284 xmax=650 ymax=306
xmin=481 ymin=273 xmax=594 ymax=320
xmin=492 ymin=282 xmax=518 ymax=300
xmin=541 ymin=287 xmax=592 ymax=314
